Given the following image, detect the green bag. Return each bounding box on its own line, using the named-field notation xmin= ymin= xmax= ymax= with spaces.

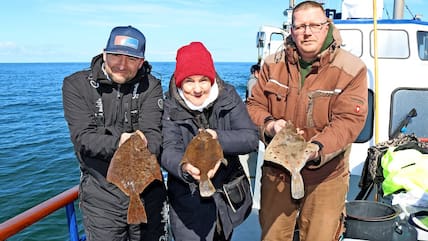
xmin=381 ymin=147 xmax=428 ymax=196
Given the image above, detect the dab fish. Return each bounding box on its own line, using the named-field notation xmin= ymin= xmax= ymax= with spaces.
xmin=181 ymin=129 xmax=227 ymax=197
xmin=264 ymin=122 xmax=319 ymax=199
xmin=106 ymin=131 xmax=162 ymax=224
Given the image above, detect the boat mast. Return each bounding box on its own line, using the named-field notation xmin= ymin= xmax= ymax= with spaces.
xmin=393 ymin=0 xmax=404 ymax=19
xmin=283 ymin=0 xmax=296 ymax=31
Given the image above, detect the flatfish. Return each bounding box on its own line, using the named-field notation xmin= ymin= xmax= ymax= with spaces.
xmin=106 ymin=131 xmax=162 ymax=224
xmin=264 ymin=122 xmax=319 ymax=199
xmin=181 ymin=129 xmax=227 ymax=197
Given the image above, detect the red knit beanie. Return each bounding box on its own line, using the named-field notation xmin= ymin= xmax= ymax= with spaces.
xmin=174 ymin=42 xmax=216 ymax=88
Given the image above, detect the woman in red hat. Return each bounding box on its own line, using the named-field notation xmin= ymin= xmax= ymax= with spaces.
xmin=161 ymin=42 xmax=259 ymax=241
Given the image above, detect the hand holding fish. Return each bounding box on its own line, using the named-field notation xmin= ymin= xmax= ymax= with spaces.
xmin=107 ymin=132 xmax=162 ymax=224
xmin=180 ymin=129 xmax=227 ymax=197
xmin=119 ymin=130 xmax=147 ymax=147
xmin=265 ymin=119 xmax=287 ymax=137
xmin=264 ymin=122 xmax=319 ymax=199
xmin=207 ymin=160 xmax=222 ymax=178
xmin=182 ymin=163 xmax=200 ymax=180
xmin=305 ymin=143 xmax=322 ymax=169
xmin=182 ymin=160 xmax=222 ymax=181
xmin=266 ymin=119 xmax=305 ymax=137
xmin=204 ymin=128 xmax=218 ymax=139
xmin=306 ymin=144 xmax=320 ymax=161
xmin=182 ymin=129 xmax=221 ymax=181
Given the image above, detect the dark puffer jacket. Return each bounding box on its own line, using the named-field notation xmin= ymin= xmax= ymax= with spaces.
xmin=62 ymin=54 xmax=163 ymax=177
xmin=161 ymin=75 xmax=259 ymax=240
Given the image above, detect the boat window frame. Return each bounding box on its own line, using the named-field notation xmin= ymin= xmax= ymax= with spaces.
xmin=369 ymin=29 xmax=410 ymax=59
xmin=337 ymin=28 xmax=363 ymax=57
xmin=256 ymin=31 xmax=266 ymax=48
xmin=417 ymin=30 xmax=428 ymax=61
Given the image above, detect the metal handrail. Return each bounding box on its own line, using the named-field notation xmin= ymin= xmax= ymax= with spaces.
xmin=0 ymin=185 xmax=85 ymax=241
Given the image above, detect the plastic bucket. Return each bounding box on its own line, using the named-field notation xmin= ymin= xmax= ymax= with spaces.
xmin=344 ymin=200 xmax=399 ymax=241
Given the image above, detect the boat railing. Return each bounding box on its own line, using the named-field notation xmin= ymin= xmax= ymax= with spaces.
xmin=0 ymin=185 xmax=86 ymax=241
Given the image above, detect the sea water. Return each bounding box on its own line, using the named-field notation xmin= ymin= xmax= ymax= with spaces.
xmin=0 ymin=62 xmax=253 ymax=241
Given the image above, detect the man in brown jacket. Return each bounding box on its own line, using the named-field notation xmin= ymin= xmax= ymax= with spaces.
xmin=246 ymin=1 xmax=368 ymax=241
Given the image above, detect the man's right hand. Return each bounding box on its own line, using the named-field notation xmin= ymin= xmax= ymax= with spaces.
xmin=119 ymin=133 xmax=133 ymax=147
xmin=265 ymin=119 xmax=287 ymax=137
xmin=118 ymin=130 xmax=147 ymax=147
xmin=135 ymin=130 xmax=148 ymax=146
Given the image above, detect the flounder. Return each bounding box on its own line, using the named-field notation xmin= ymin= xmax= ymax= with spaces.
xmin=106 ymin=131 xmax=162 ymax=224
xmin=264 ymin=122 xmax=319 ymax=199
xmin=181 ymin=129 xmax=227 ymax=197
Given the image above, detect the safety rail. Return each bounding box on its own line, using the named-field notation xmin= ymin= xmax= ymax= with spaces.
xmin=0 ymin=185 xmax=85 ymax=241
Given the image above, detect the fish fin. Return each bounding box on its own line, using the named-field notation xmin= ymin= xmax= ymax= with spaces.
xmin=199 ymin=179 xmax=216 ymax=197
xmin=127 ymin=193 xmax=147 ymax=224
xmin=291 ymin=172 xmax=305 ymax=199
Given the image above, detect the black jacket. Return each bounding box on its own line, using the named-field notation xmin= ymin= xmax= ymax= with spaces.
xmin=62 ymin=54 xmax=163 ymax=177
xmin=161 ymin=75 xmax=259 ymax=240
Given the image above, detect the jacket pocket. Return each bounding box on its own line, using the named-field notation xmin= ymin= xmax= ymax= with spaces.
xmin=264 ymin=79 xmax=289 ymax=118
xmin=307 ymin=89 xmax=341 ymax=128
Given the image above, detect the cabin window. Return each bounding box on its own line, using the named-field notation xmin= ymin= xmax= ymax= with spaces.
xmin=257 ymin=31 xmax=266 ymax=48
xmin=417 ymin=31 xmax=428 ymax=60
xmin=338 ymin=29 xmax=363 ymax=57
xmin=267 ymin=33 xmax=286 ymax=55
xmin=370 ymin=30 xmax=409 ymax=59
xmin=271 ymin=33 xmax=284 ymax=42
xmin=270 ymin=33 xmax=285 ymax=49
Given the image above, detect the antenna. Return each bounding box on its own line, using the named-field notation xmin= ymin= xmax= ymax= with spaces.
xmin=405 ymin=4 xmax=416 ymax=19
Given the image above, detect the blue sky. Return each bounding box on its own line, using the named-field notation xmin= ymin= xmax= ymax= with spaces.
xmin=1 ymin=0 xmax=427 ymax=63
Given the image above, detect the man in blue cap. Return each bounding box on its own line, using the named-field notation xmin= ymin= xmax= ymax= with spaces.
xmin=62 ymin=26 xmax=168 ymax=241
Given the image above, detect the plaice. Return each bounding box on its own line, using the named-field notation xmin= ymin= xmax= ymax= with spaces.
xmin=106 ymin=132 xmax=162 ymax=224
xmin=181 ymin=129 xmax=227 ymax=197
xmin=264 ymin=122 xmax=319 ymax=199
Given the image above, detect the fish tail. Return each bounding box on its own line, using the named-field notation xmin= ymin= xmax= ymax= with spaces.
xmin=291 ymin=173 xmax=305 ymax=199
xmin=199 ymin=180 xmax=216 ymax=197
xmin=127 ymin=194 xmax=147 ymax=224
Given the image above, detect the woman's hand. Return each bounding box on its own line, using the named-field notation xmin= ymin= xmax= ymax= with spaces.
xmin=182 ymin=163 xmax=201 ymax=180
xmin=207 ymin=160 xmax=222 ymax=179
xmin=182 ymin=160 xmax=222 ymax=181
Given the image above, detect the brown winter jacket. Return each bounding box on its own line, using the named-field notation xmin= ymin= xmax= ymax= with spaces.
xmin=247 ymin=24 xmax=368 ymax=184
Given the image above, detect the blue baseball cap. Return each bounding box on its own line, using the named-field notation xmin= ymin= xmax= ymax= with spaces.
xmin=105 ymin=26 xmax=146 ymax=58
